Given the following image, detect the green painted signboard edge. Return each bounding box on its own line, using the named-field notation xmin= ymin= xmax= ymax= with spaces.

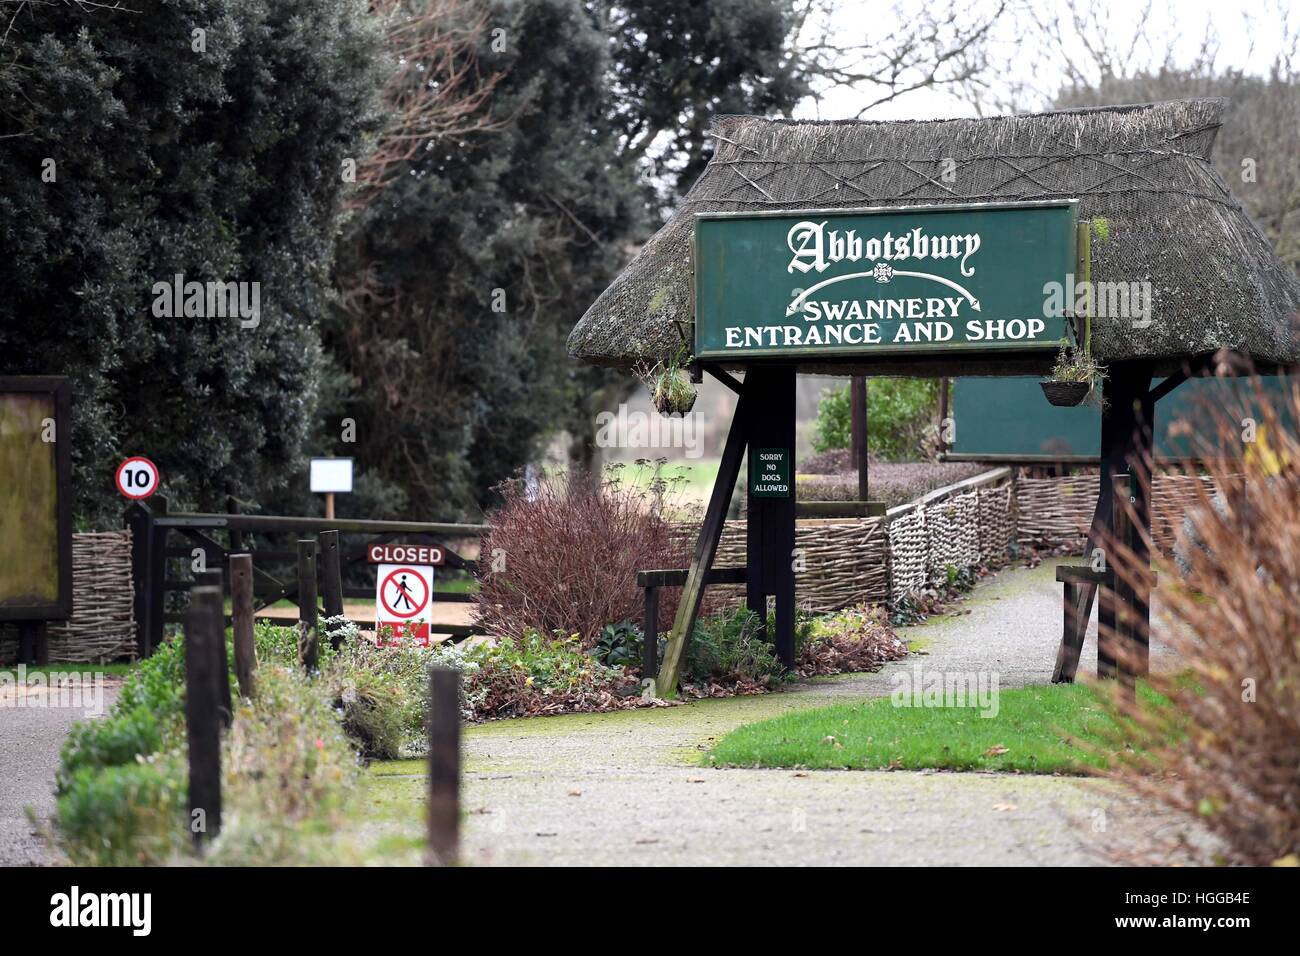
xmin=946 ymin=374 xmax=1296 ymax=462
xmin=691 ymin=199 xmax=1080 ymax=363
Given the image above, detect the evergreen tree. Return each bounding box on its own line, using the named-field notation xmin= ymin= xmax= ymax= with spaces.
xmin=328 ymin=0 xmax=810 ymax=519
xmin=0 ymin=0 xmax=383 ymax=526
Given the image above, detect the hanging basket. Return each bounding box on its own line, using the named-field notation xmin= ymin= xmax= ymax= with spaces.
xmin=1040 ymin=380 xmax=1091 ymax=407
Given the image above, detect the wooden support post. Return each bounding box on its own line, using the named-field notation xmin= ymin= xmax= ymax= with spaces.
xmin=1059 ymin=580 xmax=1078 ymax=679
xmin=185 ymin=585 xmax=223 ymax=845
xmin=1095 ymin=362 xmax=1152 ymax=680
xmin=656 ymin=384 xmax=754 ymax=697
xmin=642 ymin=586 xmax=659 ymax=680
xmin=147 ymin=496 xmax=169 ymax=656
xmin=229 ymin=553 xmax=256 ymax=699
xmin=427 ymin=665 xmax=460 ymax=865
xmin=1107 ymin=474 xmax=1136 ymax=692
xmin=1053 ymin=362 xmax=1157 ymax=683
xmin=201 ymin=569 xmax=233 ymax=728
xmin=746 ymin=366 xmax=797 ymax=669
xmin=318 ymin=529 xmax=344 ymax=647
xmin=851 ymin=376 xmax=869 ymax=501
xmin=1052 ymin=573 xmax=1099 ymax=684
xmin=1128 ymin=388 xmax=1155 ymax=682
xmin=938 ymin=377 xmax=950 ymax=453
xmin=297 ymin=538 xmax=319 ymax=671
xmin=125 ymin=502 xmax=159 ymax=658
xmin=16 ymin=622 xmax=45 ymax=665
xmin=126 ymin=502 xmax=153 ymax=659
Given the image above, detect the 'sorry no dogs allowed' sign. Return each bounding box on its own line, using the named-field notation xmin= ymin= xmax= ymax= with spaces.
xmin=693 ymin=200 xmax=1077 ymax=360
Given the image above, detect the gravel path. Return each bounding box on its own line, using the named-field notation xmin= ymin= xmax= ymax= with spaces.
xmin=432 ymin=558 xmax=1185 ymax=865
xmin=0 ymin=672 xmax=120 ymax=866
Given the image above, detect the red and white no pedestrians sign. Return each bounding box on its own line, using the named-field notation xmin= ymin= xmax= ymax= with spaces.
xmin=115 ymin=456 xmax=160 ymax=500
xmin=375 ymin=563 xmax=435 ymax=646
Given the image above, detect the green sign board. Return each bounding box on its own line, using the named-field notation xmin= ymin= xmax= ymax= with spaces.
xmin=750 ymin=447 xmax=791 ymax=498
xmin=694 ymin=201 xmax=1078 ymax=361
xmin=949 ymin=375 xmax=1296 ymax=461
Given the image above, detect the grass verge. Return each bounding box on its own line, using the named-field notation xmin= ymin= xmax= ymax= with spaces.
xmin=708 ymin=682 xmax=1166 ymax=775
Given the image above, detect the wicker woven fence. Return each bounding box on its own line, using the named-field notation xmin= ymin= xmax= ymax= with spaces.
xmin=886 ymin=468 xmax=1015 ymax=604
xmin=0 ymin=530 xmax=136 ymax=664
xmin=674 ymin=467 xmax=1016 ymax=612
xmin=1014 ymin=472 xmax=1219 ymax=554
xmin=0 ymin=471 xmax=1218 ymax=664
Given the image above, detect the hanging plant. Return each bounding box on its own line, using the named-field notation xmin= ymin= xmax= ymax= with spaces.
xmin=1041 ymin=343 xmax=1105 ymax=407
xmin=636 ymin=356 xmax=697 ymax=415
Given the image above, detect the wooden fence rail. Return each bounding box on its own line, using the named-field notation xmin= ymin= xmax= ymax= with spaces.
xmin=125 ymin=497 xmax=490 ymax=657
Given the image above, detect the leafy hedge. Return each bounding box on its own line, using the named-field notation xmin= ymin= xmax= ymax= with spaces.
xmin=55 ymin=623 xmax=355 ymax=865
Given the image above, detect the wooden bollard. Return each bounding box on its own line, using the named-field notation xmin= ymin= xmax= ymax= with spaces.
xmin=318 ymin=529 xmax=344 ymax=647
xmin=200 ymin=569 xmax=233 ymax=728
xmin=185 ymin=585 xmax=223 ymax=845
xmin=229 ymin=553 xmax=256 ymax=699
xmin=427 ymin=665 xmax=461 ymax=865
xmin=297 ymin=538 xmax=319 ymax=670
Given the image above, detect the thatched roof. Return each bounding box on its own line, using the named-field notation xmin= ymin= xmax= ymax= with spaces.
xmin=569 ymin=99 xmax=1300 ymax=377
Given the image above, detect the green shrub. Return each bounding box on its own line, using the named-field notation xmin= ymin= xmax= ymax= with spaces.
xmin=56 ymin=757 xmax=189 ymax=866
xmin=222 ymin=664 xmax=359 ymax=825
xmin=684 ymin=608 xmax=786 ymax=686
xmin=113 ymin=633 xmax=186 ymax=719
xmin=57 ymin=634 xmax=190 ymax=794
xmin=589 ymin=621 xmax=645 ymax=668
xmin=56 ymin=706 xmax=168 ymax=796
xmin=254 ymin=619 xmax=335 ymax=672
xmin=55 ymin=619 xmax=359 ymax=864
xmin=811 ymin=379 xmax=941 ymax=460
xmin=464 ymin=630 xmax=630 ymax=720
xmin=321 ymin=628 xmax=443 ymax=760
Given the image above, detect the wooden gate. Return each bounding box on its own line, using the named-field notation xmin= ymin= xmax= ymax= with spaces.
xmin=125 ymin=496 xmax=488 ymax=657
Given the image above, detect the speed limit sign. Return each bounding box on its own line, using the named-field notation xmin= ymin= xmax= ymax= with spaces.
xmin=115 ymin=456 xmax=160 ymax=500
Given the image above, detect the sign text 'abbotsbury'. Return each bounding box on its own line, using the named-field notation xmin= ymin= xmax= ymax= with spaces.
xmin=693 ymin=201 xmax=1077 ymax=360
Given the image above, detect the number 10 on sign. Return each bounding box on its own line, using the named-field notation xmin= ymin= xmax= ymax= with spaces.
xmin=115 ymin=456 xmax=160 ymax=500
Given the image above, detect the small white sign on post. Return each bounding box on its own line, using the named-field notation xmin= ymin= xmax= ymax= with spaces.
xmin=310 ymin=457 xmax=353 ymax=519
xmin=374 ymin=563 xmax=434 ymax=647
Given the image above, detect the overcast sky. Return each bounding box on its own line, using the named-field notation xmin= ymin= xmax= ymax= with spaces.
xmin=795 ymin=0 xmax=1293 ymax=122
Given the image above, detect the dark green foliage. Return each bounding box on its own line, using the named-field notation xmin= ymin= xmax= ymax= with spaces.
xmin=55 ymin=706 xmax=166 ymax=797
xmin=812 ymin=379 xmax=942 ymax=460
xmin=56 ymin=758 xmax=190 ymax=866
xmin=684 ymin=607 xmax=785 ymax=685
xmin=328 ymin=0 xmax=810 ymax=519
xmin=607 ymin=0 xmax=809 ymax=203
xmin=0 ymin=1 xmax=383 ymax=527
xmin=328 ymin=0 xmax=641 ymax=517
xmin=589 ymin=620 xmax=644 ymax=668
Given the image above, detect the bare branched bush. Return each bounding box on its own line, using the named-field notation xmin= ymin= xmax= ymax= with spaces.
xmin=475 ymin=466 xmax=692 ymax=649
xmin=349 ymin=0 xmax=502 ymax=209
xmin=1102 ymin=371 xmax=1300 ymax=866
